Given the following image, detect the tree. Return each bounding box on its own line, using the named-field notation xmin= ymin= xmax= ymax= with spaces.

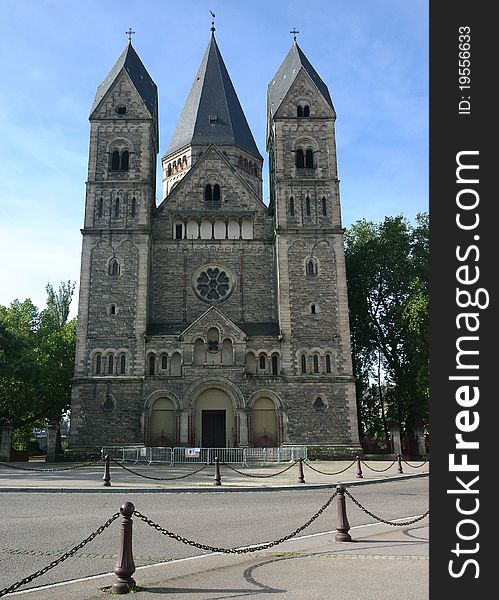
xmin=345 ymin=214 xmax=429 ymax=448
xmin=0 ymin=283 xmax=76 ymax=444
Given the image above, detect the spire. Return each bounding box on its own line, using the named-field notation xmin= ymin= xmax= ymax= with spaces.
xmin=268 ymin=41 xmax=334 ymax=117
xmin=90 ymin=42 xmax=157 ymax=117
xmin=165 ymin=34 xmax=261 ymax=159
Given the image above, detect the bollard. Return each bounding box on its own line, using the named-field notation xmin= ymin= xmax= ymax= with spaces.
xmin=103 ymin=454 xmax=111 ymax=487
xmin=112 ymin=502 xmax=136 ymax=594
xmin=214 ymin=456 xmax=222 ymax=486
xmin=297 ymin=457 xmax=305 ymax=483
xmin=397 ymin=453 xmax=403 ymax=474
xmin=355 ymin=455 xmax=363 ymax=479
xmin=335 ymin=485 xmax=352 ymax=542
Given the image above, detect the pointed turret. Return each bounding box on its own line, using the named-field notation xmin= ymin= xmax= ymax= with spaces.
xmin=162 ymin=32 xmax=262 ymax=198
xmin=267 ymin=41 xmax=334 ymax=118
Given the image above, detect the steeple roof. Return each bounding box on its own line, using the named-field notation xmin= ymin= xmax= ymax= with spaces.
xmin=165 ymin=34 xmax=261 ymax=159
xmin=268 ymin=42 xmax=334 ymax=116
xmin=91 ymin=42 xmax=157 ymax=117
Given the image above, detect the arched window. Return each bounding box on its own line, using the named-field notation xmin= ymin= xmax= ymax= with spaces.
xmin=167 ymin=163 xmax=172 ymax=176
xmin=306 ymin=259 xmax=318 ymax=278
xmin=271 ymin=354 xmax=279 ymax=375
xmin=289 ymin=196 xmax=295 ymax=216
xmin=131 ymin=197 xmax=137 ymax=218
xmin=111 ymin=150 xmax=120 ymax=170
xmin=120 ymin=150 xmax=129 ymax=170
xmin=205 ymin=184 xmax=212 ymax=203
xmin=114 ymin=197 xmax=120 ymax=218
xmin=259 ymin=354 xmax=266 ymax=372
xmin=297 ymin=105 xmax=303 ymax=117
xmin=313 ymin=397 xmax=327 ymax=411
xmin=149 ymin=355 xmax=155 ymax=376
xmin=95 ymin=354 xmax=101 ymax=375
xmin=213 ymin=184 xmax=221 ymax=203
xmin=109 ymin=304 xmax=116 ymax=315
xmin=108 ymin=355 xmax=114 ymax=375
xmin=120 ymin=354 xmax=126 ymax=375
xmin=98 ymin=197 xmax=103 ymax=218
xmin=300 ymin=354 xmax=307 ymax=374
xmin=310 ymin=304 xmax=316 ymax=315
xmin=303 ymin=105 xmax=310 ymax=117
xmin=305 ymin=149 xmax=314 ymax=169
xmin=296 ymin=149 xmax=305 ymax=169
xmin=325 ymin=354 xmax=332 ymax=373
xmin=322 ymin=196 xmax=327 ymax=216
xmin=109 ymin=259 xmax=120 ymax=277
xmin=161 ymin=355 xmax=168 ymax=370
xmin=207 ymin=327 xmax=220 ymax=353
xmin=306 ymin=196 xmax=311 ymax=217
xmin=313 ymin=355 xmax=319 ymax=373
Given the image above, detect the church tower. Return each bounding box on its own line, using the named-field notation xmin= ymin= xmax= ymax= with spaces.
xmin=267 ymin=39 xmax=360 ymax=450
xmin=71 ymin=41 xmax=158 ymax=443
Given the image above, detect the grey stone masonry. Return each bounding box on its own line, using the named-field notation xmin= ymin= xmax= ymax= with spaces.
xmin=70 ymin=37 xmax=361 ymax=457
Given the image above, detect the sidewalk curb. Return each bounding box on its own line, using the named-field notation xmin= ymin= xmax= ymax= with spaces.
xmin=0 ymin=471 xmax=428 ymax=493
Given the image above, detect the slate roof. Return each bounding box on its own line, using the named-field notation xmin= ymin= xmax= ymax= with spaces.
xmin=268 ymin=41 xmax=334 ymax=116
xmin=165 ymin=33 xmax=261 ymax=159
xmin=91 ymin=42 xmax=157 ymax=117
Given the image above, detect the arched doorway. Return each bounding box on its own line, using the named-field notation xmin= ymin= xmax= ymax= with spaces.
xmin=251 ymin=397 xmax=278 ymax=447
xmin=149 ymin=397 xmax=176 ymax=447
xmin=194 ymin=388 xmax=234 ymax=447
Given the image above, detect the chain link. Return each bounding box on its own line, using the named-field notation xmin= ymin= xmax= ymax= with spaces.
xmin=303 ymin=459 xmax=356 ymax=476
xmin=403 ymin=459 xmax=427 ymax=468
xmin=134 ymin=490 xmax=338 ymax=554
xmin=222 ymin=460 xmax=298 ymax=478
xmin=0 ymin=460 xmax=101 ymax=472
xmin=344 ymin=489 xmax=429 ymax=526
xmin=112 ymin=459 xmax=209 ymax=481
xmin=361 ymin=460 xmax=396 ymax=473
xmin=0 ymin=512 xmax=120 ymax=597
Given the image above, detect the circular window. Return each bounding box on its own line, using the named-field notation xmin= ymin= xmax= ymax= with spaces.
xmin=193 ymin=265 xmax=234 ymax=302
xmin=115 ymin=105 xmax=127 ymax=115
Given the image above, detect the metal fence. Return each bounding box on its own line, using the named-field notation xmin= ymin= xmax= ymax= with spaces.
xmin=101 ymin=446 xmax=308 ymax=466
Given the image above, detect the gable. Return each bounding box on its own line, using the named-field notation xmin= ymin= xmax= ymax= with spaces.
xmin=274 ymin=69 xmax=336 ymax=120
xmin=179 ymin=306 xmax=247 ymax=344
xmin=157 ymin=145 xmax=267 ymax=214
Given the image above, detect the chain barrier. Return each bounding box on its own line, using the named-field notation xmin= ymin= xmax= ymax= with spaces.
xmin=222 ymin=460 xmax=298 ymax=478
xmin=0 ymin=460 xmax=101 ymax=472
xmin=111 ymin=459 xmax=209 ymax=481
xmin=360 ymin=460 xmax=396 ymax=473
xmin=0 ymin=512 xmax=120 ymax=598
xmin=303 ymin=459 xmax=356 ymax=476
xmin=344 ymin=489 xmax=429 ymax=526
xmin=403 ymin=459 xmax=427 ymax=468
xmin=133 ymin=489 xmax=337 ymax=554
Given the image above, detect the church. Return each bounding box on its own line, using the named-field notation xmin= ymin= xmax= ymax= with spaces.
xmin=69 ymin=25 xmax=361 ymax=457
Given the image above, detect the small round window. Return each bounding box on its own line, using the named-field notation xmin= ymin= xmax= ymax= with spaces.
xmin=115 ymin=105 xmax=127 ymax=115
xmin=193 ymin=265 xmax=234 ymax=302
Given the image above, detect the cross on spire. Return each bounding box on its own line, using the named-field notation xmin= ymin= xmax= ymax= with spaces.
xmin=290 ymin=27 xmax=299 ymax=42
xmin=210 ymin=10 xmax=216 ymax=34
xmin=125 ymin=28 xmax=135 ymax=43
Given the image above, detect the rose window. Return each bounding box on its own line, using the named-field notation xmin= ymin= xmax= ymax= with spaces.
xmin=196 ymin=268 xmax=230 ymax=300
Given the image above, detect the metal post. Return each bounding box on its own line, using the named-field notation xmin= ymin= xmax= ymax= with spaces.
xmin=112 ymin=502 xmax=136 ymax=594
xmin=335 ymin=485 xmax=352 ymax=542
xmin=397 ymin=453 xmax=403 ymax=474
xmin=103 ymin=454 xmax=111 ymax=487
xmin=214 ymin=456 xmax=222 ymax=486
xmin=356 ymin=455 xmax=363 ymax=479
xmin=297 ymin=457 xmax=305 ymax=483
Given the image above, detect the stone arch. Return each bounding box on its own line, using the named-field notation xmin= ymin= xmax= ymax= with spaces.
xmin=247 ymin=390 xmax=286 ymax=447
xmin=184 ymin=378 xmax=244 ymax=411
xmin=142 ymin=390 xmax=182 ymax=447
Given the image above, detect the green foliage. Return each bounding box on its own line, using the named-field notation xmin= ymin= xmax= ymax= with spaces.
xmin=0 ymin=282 xmax=76 ymax=434
xmin=345 ymin=213 xmax=429 ymax=439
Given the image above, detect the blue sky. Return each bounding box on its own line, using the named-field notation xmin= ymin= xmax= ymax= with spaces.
xmin=0 ymin=0 xmax=428 ymax=316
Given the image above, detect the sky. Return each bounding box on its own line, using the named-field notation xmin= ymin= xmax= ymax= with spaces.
xmin=0 ymin=0 xmax=428 ymax=317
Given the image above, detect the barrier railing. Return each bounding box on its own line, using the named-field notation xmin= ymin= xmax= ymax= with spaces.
xmin=0 ymin=484 xmax=429 ymax=596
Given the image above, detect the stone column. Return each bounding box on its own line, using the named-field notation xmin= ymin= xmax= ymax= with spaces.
xmin=389 ymin=423 xmax=402 ymax=456
xmin=179 ymin=412 xmax=189 ymax=445
xmin=45 ymin=420 xmax=58 ymax=463
xmin=238 ymin=410 xmax=249 ymax=447
xmin=0 ymin=423 xmax=13 ymax=462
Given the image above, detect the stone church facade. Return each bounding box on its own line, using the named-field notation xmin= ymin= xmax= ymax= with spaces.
xmin=70 ymin=30 xmax=361 ymax=456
